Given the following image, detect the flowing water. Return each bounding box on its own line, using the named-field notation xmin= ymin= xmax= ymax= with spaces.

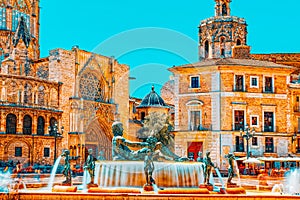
xmin=47 ymin=155 xmax=62 ymax=190
xmin=233 ymin=160 xmax=241 ymax=186
xmin=214 ymin=168 xmax=224 ymax=188
xmin=96 ymin=161 xmax=204 ymax=188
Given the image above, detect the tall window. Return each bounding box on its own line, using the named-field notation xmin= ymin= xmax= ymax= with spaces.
xmin=190 ymin=76 xmax=200 ymax=88
xmin=49 ymin=117 xmax=57 ymax=136
xmin=0 ymin=7 xmax=6 ymax=30
xmin=264 ymin=112 xmax=274 ymax=132
xmin=12 ymin=10 xmax=30 ymax=31
xmin=264 ymin=77 xmax=273 ymax=93
xmin=38 ymin=85 xmax=45 ymax=105
xmin=222 ymin=4 xmax=227 ymax=16
xmin=235 ymin=136 xmax=244 ymax=152
xmin=235 ymin=75 xmax=244 ymax=91
xmin=23 ymin=115 xmax=32 ymax=135
xmin=234 ymin=110 xmax=244 ymax=131
xmin=204 ymin=41 xmax=209 ymax=58
xmin=189 ymin=111 xmax=201 ymax=131
xmin=6 ymin=114 xmax=17 ymax=134
xmin=236 ymin=39 xmax=241 ymax=46
xmin=37 ymin=116 xmax=45 ymax=135
xmin=44 ymin=147 xmax=50 ymax=157
xmin=24 ymin=83 xmax=32 ymax=104
xmin=265 ymin=137 xmax=274 ymax=153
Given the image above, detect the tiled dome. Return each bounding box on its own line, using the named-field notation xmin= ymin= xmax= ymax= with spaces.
xmin=137 ymin=86 xmax=169 ymax=108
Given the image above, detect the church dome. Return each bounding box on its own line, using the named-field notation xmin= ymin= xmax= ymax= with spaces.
xmin=137 ymin=86 xmax=169 ymax=108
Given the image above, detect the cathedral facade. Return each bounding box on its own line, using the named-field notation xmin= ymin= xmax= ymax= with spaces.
xmin=0 ymin=0 xmax=129 ymax=165
xmin=169 ymin=0 xmax=300 ymax=169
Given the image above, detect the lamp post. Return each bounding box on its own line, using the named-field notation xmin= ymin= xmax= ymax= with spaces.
xmin=48 ymin=123 xmax=64 ymax=164
xmin=240 ymin=124 xmax=255 ymax=159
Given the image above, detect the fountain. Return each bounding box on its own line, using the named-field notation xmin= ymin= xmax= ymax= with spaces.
xmin=284 ymin=168 xmax=300 ymax=195
xmin=5 ymin=121 xmax=297 ymax=199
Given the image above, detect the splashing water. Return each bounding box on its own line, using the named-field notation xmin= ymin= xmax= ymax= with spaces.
xmin=96 ymin=161 xmax=204 ymax=188
xmin=82 ymin=169 xmax=91 ymax=192
xmin=47 ymin=155 xmax=62 ymax=190
xmin=215 ymin=168 xmax=224 ymax=188
xmin=234 ymin=160 xmax=241 ymax=186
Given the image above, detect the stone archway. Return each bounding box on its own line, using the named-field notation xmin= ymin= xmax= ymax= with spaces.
xmin=4 ymin=139 xmax=31 ymax=164
xmin=85 ymin=119 xmax=112 ymax=160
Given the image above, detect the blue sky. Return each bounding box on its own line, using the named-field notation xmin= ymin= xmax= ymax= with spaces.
xmin=39 ymin=0 xmax=300 ymax=98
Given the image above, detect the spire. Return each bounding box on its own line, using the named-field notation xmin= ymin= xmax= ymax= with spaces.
xmin=215 ymin=0 xmax=231 ymax=17
xmin=12 ymin=16 xmax=31 ymax=48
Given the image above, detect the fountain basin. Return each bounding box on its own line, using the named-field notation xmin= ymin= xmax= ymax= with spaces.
xmin=95 ymin=161 xmax=204 ymax=188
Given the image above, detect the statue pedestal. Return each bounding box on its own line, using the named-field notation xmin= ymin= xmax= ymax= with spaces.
xmin=143 ymin=184 xmax=154 ymax=192
xmin=60 ymin=183 xmax=72 ymax=186
xmin=199 ymin=184 xmax=213 ymax=191
xmin=87 ymin=183 xmax=98 ymax=189
xmin=52 ymin=185 xmax=77 ymax=192
xmin=226 ymin=183 xmax=238 ymax=188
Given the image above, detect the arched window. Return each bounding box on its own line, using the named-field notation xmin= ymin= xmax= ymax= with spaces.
xmin=24 ymin=83 xmax=32 ymax=104
xmin=49 ymin=117 xmax=57 ymax=136
xmin=38 ymin=85 xmax=45 ymax=106
xmin=222 ymin=4 xmax=227 ymax=16
xmin=23 ymin=115 xmax=32 ymax=135
xmin=6 ymin=114 xmax=17 ymax=134
xmin=0 ymin=7 xmax=6 ymax=30
xmin=37 ymin=116 xmax=45 ymax=135
xmin=221 ymin=49 xmax=225 ymax=57
xmin=204 ymin=41 xmax=209 ymax=58
xmin=237 ymin=39 xmax=241 ymax=46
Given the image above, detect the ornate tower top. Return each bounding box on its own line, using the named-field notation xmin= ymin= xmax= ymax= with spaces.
xmin=214 ymin=0 xmax=232 ymax=17
xmin=198 ymin=0 xmax=248 ymax=60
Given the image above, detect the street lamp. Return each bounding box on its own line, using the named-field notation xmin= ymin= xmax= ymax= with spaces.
xmin=240 ymin=124 xmax=255 ymax=159
xmin=48 ymin=123 xmax=64 ymax=164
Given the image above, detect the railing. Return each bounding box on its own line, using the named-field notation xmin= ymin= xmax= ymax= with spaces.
xmin=262 ymin=125 xmax=278 ymax=132
xmin=0 ymin=101 xmax=60 ymax=111
xmin=189 ymin=124 xmax=212 ymax=131
xmin=233 ymin=124 xmax=244 ymax=131
xmin=263 ymin=87 xmax=275 ymax=93
xmin=232 ymin=85 xmax=246 ymax=92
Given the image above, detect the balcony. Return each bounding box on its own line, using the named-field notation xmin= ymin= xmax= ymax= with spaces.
xmin=232 ymin=85 xmax=246 ymax=92
xmin=263 ymin=86 xmax=274 ymax=93
xmin=189 ymin=124 xmax=212 ymax=131
xmin=262 ymin=125 xmax=277 ymax=132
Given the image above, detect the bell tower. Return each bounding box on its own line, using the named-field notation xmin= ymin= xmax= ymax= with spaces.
xmin=198 ymin=0 xmax=248 ymax=60
xmin=215 ymin=0 xmax=231 ymax=17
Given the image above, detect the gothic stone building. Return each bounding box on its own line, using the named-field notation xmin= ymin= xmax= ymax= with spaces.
xmin=0 ymin=0 xmax=129 ymax=165
xmin=169 ymin=0 xmax=300 ymax=169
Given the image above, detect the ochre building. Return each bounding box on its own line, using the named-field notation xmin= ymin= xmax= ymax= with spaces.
xmin=168 ymin=0 xmax=300 ymax=169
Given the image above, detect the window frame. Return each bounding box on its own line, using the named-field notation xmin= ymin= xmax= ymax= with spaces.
xmin=15 ymin=147 xmax=22 ymax=157
xmin=250 ymin=115 xmax=259 ymax=128
xmin=190 ymin=75 xmax=200 ymax=89
xmin=250 ymin=76 xmax=259 ymax=88
xmin=44 ymin=147 xmax=50 ymax=158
